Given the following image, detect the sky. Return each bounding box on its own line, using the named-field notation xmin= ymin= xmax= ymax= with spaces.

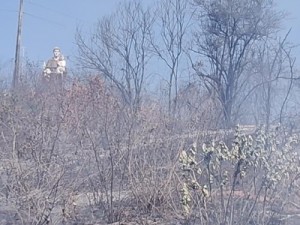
xmin=0 ymin=0 xmax=300 ymax=75
xmin=277 ymin=1 xmax=300 ymax=56
xmin=0 ymin=0 xmax=122 ymax=69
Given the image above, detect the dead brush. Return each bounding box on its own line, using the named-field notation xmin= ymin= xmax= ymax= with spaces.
xmin=178 ymin=125 xmax=300 ymax=224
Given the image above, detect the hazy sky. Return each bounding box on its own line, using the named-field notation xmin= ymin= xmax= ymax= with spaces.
xmin=277 ymin=1 xmax=300 ymax=58
xmin=1 ymin=0 xmax=300 ymax=71
xmin=0 ymin=0 xmax=121 ymax=64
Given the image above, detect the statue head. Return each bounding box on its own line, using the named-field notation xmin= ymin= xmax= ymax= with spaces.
xmin=53 ymin=47 xmax=61 ymax=58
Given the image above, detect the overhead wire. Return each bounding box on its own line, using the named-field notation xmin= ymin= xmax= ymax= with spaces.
xmin=23 ymin=12 xmax=67 ymax=28
xmin=25 ymin=0 xmax=89 ymax=24
xmin=0 ymin=9 xmax=18 ymax=13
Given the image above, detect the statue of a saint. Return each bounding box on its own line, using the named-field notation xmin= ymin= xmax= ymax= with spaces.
xmin=43 ymin=47 xmax=67 ymax=77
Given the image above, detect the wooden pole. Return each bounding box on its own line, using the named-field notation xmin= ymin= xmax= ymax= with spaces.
xmin=12 ymin=0 xmax=24 ymax=89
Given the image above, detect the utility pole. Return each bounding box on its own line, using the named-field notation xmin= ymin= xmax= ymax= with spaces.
xmin=12 ymin=0 xmax=24 ymax=89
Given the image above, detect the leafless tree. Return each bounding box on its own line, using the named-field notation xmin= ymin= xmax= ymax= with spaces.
xmin=247 ymin=32 xmax=297 ymax=132
xmin=190 ymin=0 xmax=282 ymax=128
xmin=76 ymin=1 xmax=154 ymax=111
xmin=151 ymin=0 xmax=192 ymax=115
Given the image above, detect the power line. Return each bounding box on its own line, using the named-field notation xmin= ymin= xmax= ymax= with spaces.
xmin=23 ymin=12 xmax=66 ymax=28
xmin=0 ymin=9 xmax=18 ymax=13
xmin=25 ymin=1 xmax=88 ymax=23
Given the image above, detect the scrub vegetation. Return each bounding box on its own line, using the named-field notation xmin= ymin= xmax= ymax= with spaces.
xmin=1 ymin=0 xmax=300 ymax=224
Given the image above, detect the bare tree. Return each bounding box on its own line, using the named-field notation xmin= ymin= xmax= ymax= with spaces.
xmin=247 ymin=32 xmax=296 ymax=131
xmin=190 ymin=0 xmax=282 ymax=128
xmin=151 ymin=0 xmax=192 ymax=115
xmin=76 ymin=1 xmax=154 ymax=111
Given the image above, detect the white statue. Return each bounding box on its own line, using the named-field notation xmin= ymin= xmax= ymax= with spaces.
xmin=43 ymin=47 xmax=67 ymax=77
